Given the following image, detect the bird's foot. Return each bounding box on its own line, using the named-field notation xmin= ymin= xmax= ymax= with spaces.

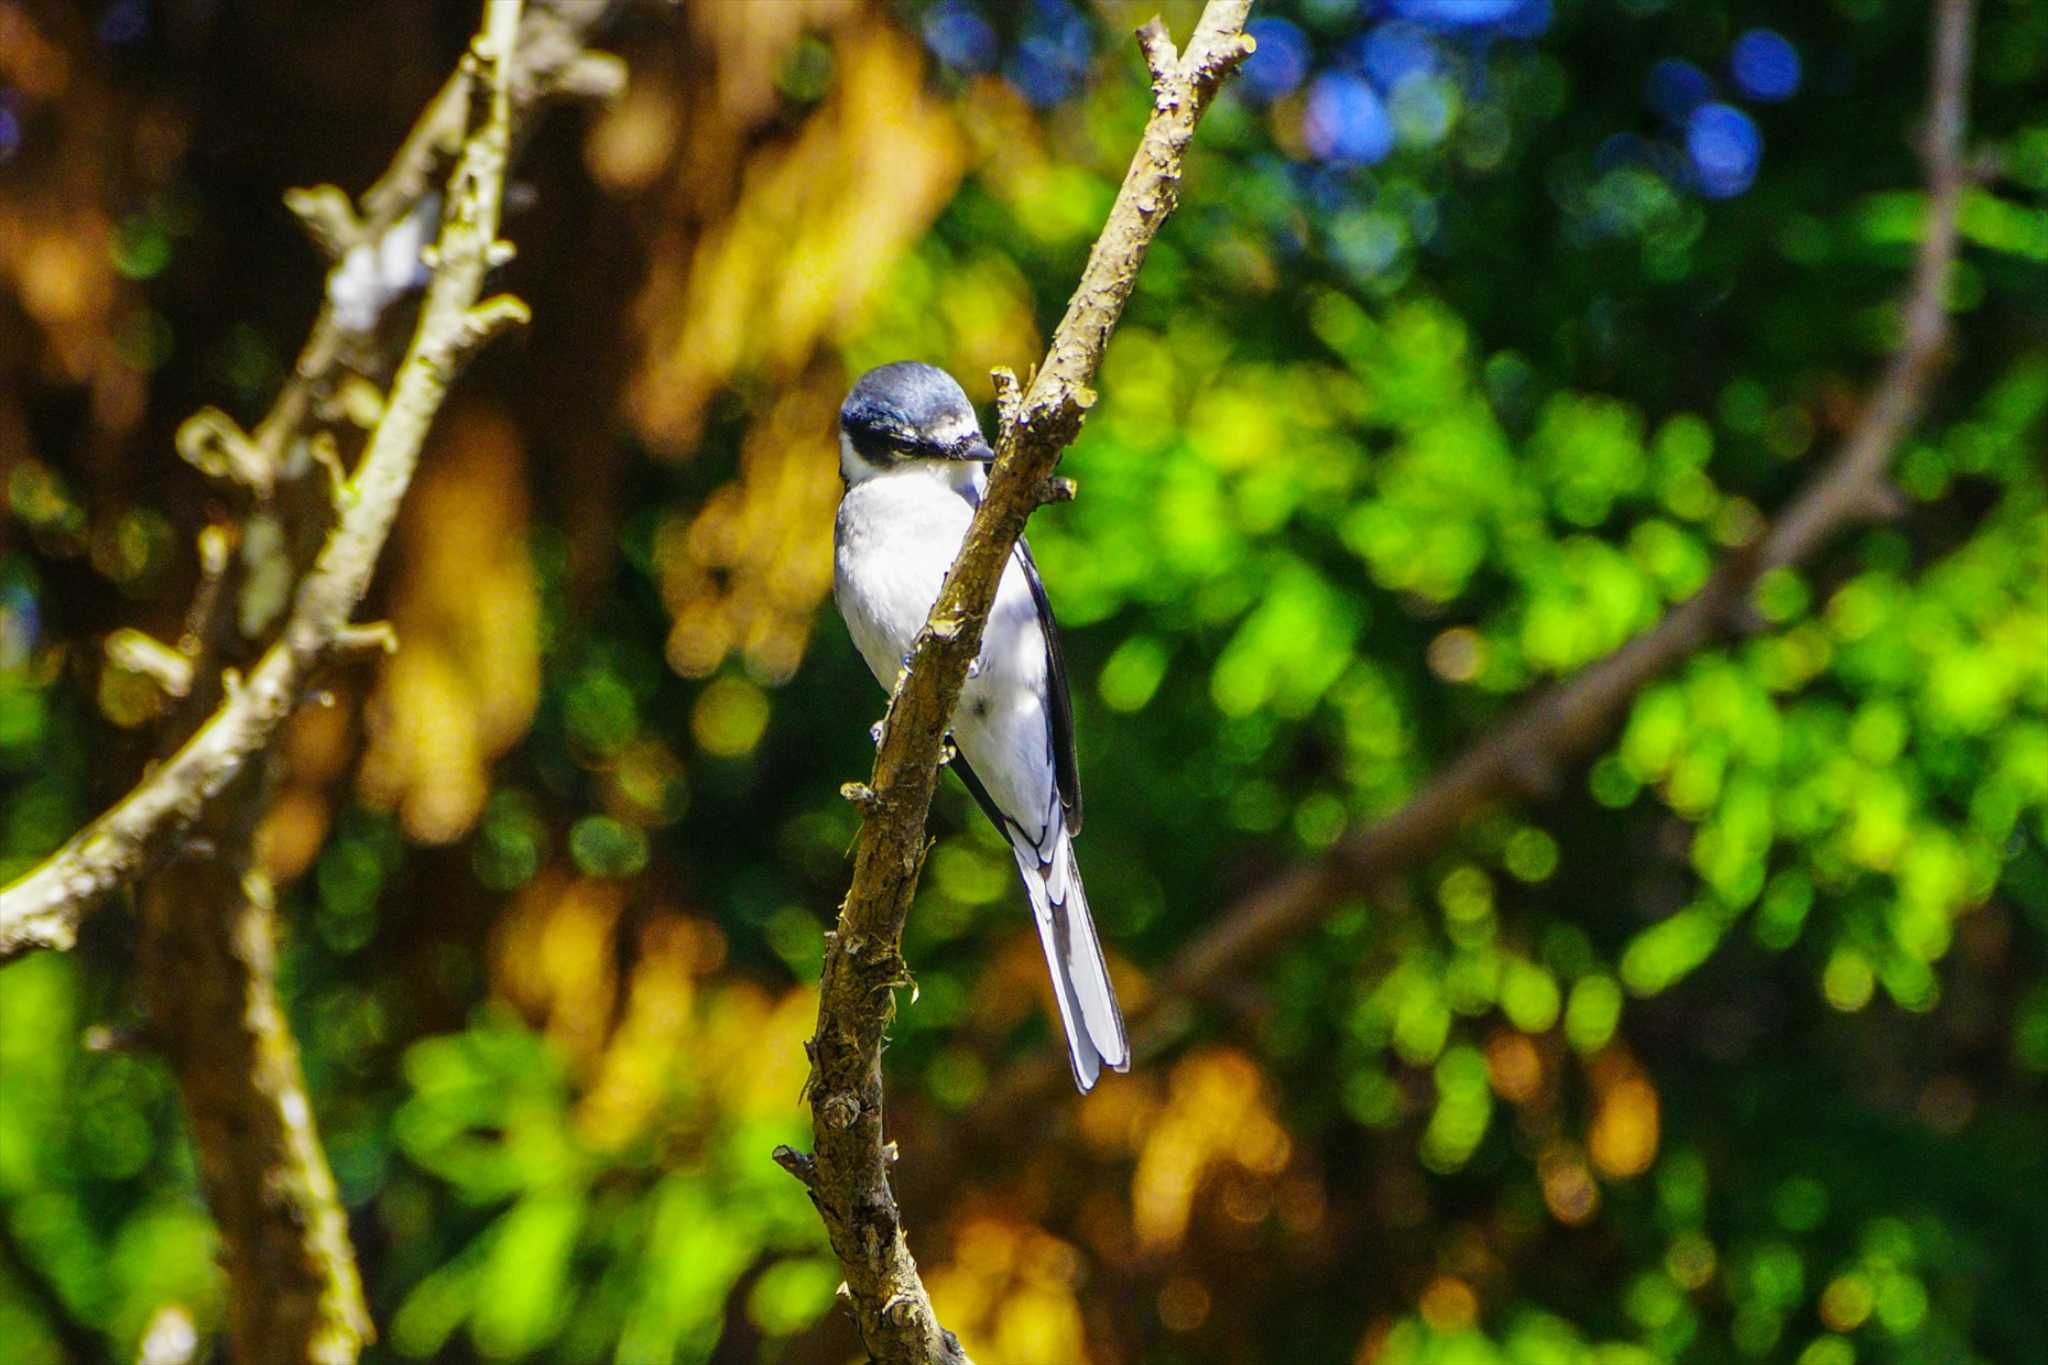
xmin=869 ymin=720 xmax=885 ymax=747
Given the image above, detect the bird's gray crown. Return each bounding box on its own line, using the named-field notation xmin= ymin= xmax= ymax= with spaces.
xmin=839 ymin=361 xmax=992 ymax=466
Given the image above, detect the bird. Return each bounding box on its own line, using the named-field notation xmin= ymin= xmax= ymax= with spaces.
xmin=831 ymin=361 xmax=1129 ymax=1092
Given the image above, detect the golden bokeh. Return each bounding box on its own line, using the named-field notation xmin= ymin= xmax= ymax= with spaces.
xmin=358 ymin=406 xmax=540 ymax=843
xmin=1131 ymin=1048 xmax=1292 ymax=1251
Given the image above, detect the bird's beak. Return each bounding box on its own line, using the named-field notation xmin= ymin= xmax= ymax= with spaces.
xmin=960 ymin=435 xmax=997 ymax=464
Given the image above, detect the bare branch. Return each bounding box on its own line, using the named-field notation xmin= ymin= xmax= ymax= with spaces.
xmin=1166 ymin=0 xmax=1976 ymax=1007
xmin=962 ymin=0 xmax=1981 ymax=1144
xmin=143 ymin=835 xmax=375 ymax=1365
xmin=0 ymin=6 xmax=640 ymax=1362
xmin=253 ymin=0 xmax=622 ymax=468
xmin=781 ymin=5 xmax=1254 ymax=1362
xmin=0 ymin=0 xmax=534 ymax=962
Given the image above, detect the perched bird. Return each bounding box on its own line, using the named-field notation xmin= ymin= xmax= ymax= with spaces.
xmin=832 ymin=361 xmax=1129 ymax=1092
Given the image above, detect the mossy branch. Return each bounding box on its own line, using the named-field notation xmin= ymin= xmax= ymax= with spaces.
xmin=779 ymin=6 xmax=1255 ymax=1362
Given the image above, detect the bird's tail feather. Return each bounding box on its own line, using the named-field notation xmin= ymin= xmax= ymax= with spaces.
xmin=1012 ymin=819 xmax=1128 ymax=1093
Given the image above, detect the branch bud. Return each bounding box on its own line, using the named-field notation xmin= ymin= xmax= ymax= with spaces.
xmin=176 ymin=409 xmax=274 ymax=499
xmin=333 ymin=622 xmax=400 ymax=661
xmin=453 ymin=294 xmax=532 ymax=360
xmin=771 ymin=1145 xmax=819 ymax=1188
xmin=105 ymin=630 xmax=194 ymax=699
xmin=551 ymin=51 xmax=629 ymax=103
xmin=820 ymin=1092 xmax=861 ymax=1131
xmin=282 ymin=184 xmax=363 ymax=259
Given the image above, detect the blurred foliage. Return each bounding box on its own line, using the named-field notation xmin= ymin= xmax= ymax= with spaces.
xmin=2 ymin=0 xmax=2046 ymax=1363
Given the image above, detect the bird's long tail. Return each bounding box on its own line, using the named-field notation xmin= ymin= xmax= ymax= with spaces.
xmin=1010 ymin=817 xmax=1129 ymax=1092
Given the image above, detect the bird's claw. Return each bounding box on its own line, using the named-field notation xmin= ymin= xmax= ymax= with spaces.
xmin=966 ymin=656 xmax=982 ymax=680
xmin=869 ymin=720 xmax=885 ymax=747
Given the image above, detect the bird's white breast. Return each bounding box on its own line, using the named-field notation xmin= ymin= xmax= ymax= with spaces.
xmin=834 ymin=463 xmax=976 ymax=683
xmin=834 ymin=462 xmax=1059 ymax=846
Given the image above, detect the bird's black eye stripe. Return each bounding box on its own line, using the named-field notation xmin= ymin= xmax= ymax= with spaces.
xmin=881 ymin=432 xmax=942 ymax=459
xmin=850 ymin=430 xmax=910 ymax=464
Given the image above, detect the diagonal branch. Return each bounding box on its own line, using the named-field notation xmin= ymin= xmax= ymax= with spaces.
xmin=57 ymin=6 xmax=627 ymax=1360
xmin=775 ymin=6 xmax=1255 ymax=1363
xmin=131 ymin=10 xmax=533 ymax=1362
xmin=1168 ymin=0 xmax=1975 ymax=1008
xmin=961 ymin=0 xmax=1979 ymax=1147
xmin=0 ymin=2 xmax=616 ymax=964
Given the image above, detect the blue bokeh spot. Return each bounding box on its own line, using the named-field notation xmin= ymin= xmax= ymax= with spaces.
xmin=97 ymin=0 xmax=147 ymax=46
xmin=1731 ymin=28 xmax=1802 ymax=102
xmin=1242 ymin=18 xmax=1312 ymax=102
xmin=923 ymin=1 xmax=997 ymax=73
xmin=1305 ymin=71 xmax=1395 ymax=166
xmin=1387 ymin=0 xmax=1524 ymax=31
xmin=1352 ymin=21 xmax=1439 ymax=92
xmin=1003 ymin=0 xmax=1094 ymax=108
xmin=1645 ymin=58 xmax=1713 ymax=124
xmin=1686 ymin=101 xmax=1762 ymax=198
xmin=1499 ymin=0 xmax=1553 ymax=39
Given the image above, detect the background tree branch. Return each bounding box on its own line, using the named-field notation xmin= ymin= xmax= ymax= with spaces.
xmin=0 ymin=0 xmax=621 ymax=965
xmin=0 ymin=0 xmax=632 ymax=1358
xmin=128 ymin=5 xmax=533 ymax=1359
xmin=773 ymin=5 xmax=1255 ymax=1362
xmin=962 ymin=0 xmax=1978 ymax=1144
xmin=133 ymin=9 xmax=538 ymax=1359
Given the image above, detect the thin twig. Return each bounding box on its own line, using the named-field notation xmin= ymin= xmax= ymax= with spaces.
xmin=958 ymin=0 xmax=1978 ymax=1154
xmin=255 ymin=0 xmax=623 ymax=467
xmin=781 ymin=5 xmax=1254 ymax=1363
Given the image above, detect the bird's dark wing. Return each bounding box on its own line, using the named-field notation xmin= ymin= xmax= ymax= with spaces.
xmin=949 ymin=475 xmax=1082 ymax=837
xmin=1015 ymin=539 xmax=1081 ymax=835
xmin=950 ymin=749 xmax=1011 ymax=838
